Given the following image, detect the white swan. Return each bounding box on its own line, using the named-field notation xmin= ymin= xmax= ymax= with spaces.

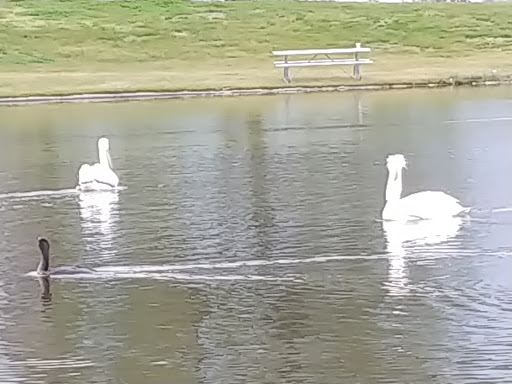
xmin=382 ymin=154 xmax=470 ymax=221
xmin=76 ymin=137 xmax=119 ymax=191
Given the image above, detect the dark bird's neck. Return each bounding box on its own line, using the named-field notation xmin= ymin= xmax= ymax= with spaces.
xmin=37 ymin=248 xmax=50 ymax=274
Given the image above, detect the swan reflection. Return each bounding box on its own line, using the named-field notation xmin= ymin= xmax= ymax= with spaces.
xmin=78 ymin=190 xmax=120 ymax=257
xmin=382 ymin=217 xmax=463 ymax=296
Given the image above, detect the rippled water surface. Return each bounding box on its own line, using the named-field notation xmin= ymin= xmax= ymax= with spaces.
xmin=1 ymin=87 xmax=511 ymax=383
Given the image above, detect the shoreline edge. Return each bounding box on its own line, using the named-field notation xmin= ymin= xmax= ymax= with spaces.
xmin=1 ymin=77 xmax=510 ymax=106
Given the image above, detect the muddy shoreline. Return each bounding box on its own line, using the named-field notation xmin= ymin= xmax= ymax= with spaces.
xmin=0 ymin=78 xmax=509 ymax=106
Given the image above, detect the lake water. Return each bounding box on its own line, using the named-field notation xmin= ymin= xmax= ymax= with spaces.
xmin=0 ymin=87 xmax=511 ymax=384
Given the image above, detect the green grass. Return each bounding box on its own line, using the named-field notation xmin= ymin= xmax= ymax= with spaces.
xmin=0 ymin=0 xmax=511 ymax=97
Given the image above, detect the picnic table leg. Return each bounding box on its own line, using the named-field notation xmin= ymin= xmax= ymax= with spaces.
xmin=353 ymin=42 xmax=362 ymax=80
xmin=353 ymin=63 xmax=361 ymax=80
xmin=283 ymin=55 xmax=291 ymax=83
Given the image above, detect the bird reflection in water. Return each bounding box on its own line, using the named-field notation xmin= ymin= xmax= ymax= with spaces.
xmin=78 ymin=190 xmax=119 ymax=232
xmin=382 ymin=217 xmax=464 ymax=296
xmin=78 ymin=190 xmax=120 ymax=258
xmin=37 ymin=275 xmax=52 ymax=304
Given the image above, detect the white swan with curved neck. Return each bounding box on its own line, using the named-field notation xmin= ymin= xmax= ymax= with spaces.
xmin=381 ymin=154 xmax=470 ymax=221
xmin=77 ymin=137 xmax=119 ymax=191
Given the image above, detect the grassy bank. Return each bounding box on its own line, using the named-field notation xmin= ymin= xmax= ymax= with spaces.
xmin=0 ymin=0 xmax=511 ymax=97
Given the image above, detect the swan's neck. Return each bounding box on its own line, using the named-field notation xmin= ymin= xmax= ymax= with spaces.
xmin=385 ymin=167 xmax=403 ymax=201
xmin=98 ymin=148 xmax=112 ymax=169
xmin=37 ymin=248 xmax=50 ymax=274
xmin=395 ymin=168 xmax=403 ymax=199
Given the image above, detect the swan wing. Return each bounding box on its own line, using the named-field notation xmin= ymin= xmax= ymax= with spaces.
xmin=400 ymin=191 xmax=466 ymax=219
xmin=78 ymin=163 xmax=119 ymax=190
xmin=78 ymin=163 xmax=94 ymax=185
xmin=92 ymin=164 xmax=119 ymax=188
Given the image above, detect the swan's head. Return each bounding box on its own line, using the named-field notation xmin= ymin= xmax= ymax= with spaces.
xmin=98 ymin=137 xmax=113 ymax=169
xmin=386 ymin=154 xmax=407 ymax=172
xmin=98 ymin=137 xmax=110 ymax=152
xmin=38 ymin=236 xmax=50 ymax=254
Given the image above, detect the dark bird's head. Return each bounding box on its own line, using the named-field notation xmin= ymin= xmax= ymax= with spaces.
xmin=38 ymin=237 xmax=50 ymax=254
